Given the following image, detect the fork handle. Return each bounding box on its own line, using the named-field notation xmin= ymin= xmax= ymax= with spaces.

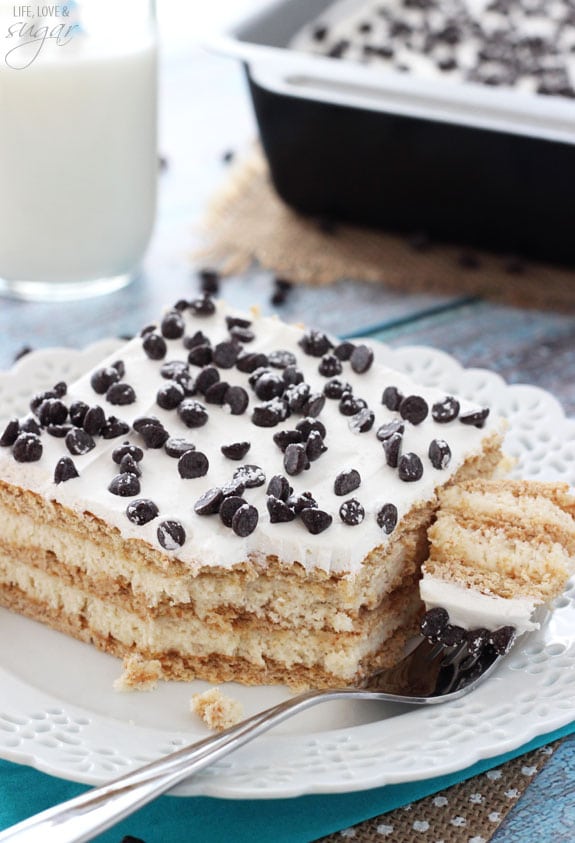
xmin=0 ymin=688 xmax=357 ymax=843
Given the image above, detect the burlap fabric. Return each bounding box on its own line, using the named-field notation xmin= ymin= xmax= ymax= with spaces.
xmin=200 ymin=148 xmax=575 ymax=312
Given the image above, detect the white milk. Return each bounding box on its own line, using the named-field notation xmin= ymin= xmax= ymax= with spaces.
xmin=0 ymin=28 xmax=157 ymax=287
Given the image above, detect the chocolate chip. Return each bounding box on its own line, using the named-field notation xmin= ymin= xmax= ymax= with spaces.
xmin=69 ymin=401 xmax=89 ymax=427
xmin=296 ymin=417 xmax=326 ymax=440
xmin=233 ymin=464 xmax=266 ymax=488
xmin=106 ymin=382 xmax=136 ymax=406
xmin=339 ymin=394 xmax=367 ymax=416
xmin=298 ymin=330 xmax=333 ymax=357
xmin=284 ymin=443 xmax=309 ymax=476
xmin=376 ymin=420 xmax=405 ymax=441
xmin=0 ymin=418 xmax=19 ymax=447
xmin=46 ymin=424 xmax=72 ymax=438
xmin=198 ymin=268 xmax=220 ymax=295
xmin=334 ymin=469 xmax=361 ymax=496
xmin=306 ymin=430 xmax=327 ymax=461
xmin=13 ymin=345 xmax=32 ymax=362
xmin=112 ymin=443 xmax=144 ymax=463
xmin=19 ymin=416 xmax=41 ymax=435
xmin=399 ymin=395 xmax=429 ymax=425
xmin=284 ymin=383 xmax=310 ymax=413
xmin=236 ymin=352 xmax=269 ymax=373
xmin=161 ymin=310 xmax=185 ymax=340
xmin=54 ymin=381 xmax=68 ymax=397
xmin=382 ymin=386 xmax=404 ymax=411
xmin=183 ymin=330 xmax=210 ymax=351
xmin=334 ymin=341 xmax=355 ymax=361
xmin=254 ymin=373 xmax=284 ymax=401
xmin=230 ymin=326 xmax=255 ymax=344
xmin=157 ymin=382 xmax=185 ymax=410
xmin=318 ymin=354 xmax=342 ymax=377
xmin=273 ymin=429 xmax=304 ymax=451
xmin=194 ymin=366 xmax=219 ymax=395
xmin=312 ymin=23 xmax=328 ymax=41
xmin=157 ymin=519 xmax=186 ymax=550
xmin=221 ymin=441 xmax=250 ymax=460
xmin=65 ymin=428 xmax=95 ymax=456
xmin=268 ymin=349 xmax=297 ymax=369
xmin=489 ymin=626 xmax=516 ymax=655
xmin=324 ymin=378 xmax=351 ymax=399
xmin=252 ymin=400 xmax=285 ymax=427
xmin=300 ymin=508 xmax=333 ymax=534
xmin=140 ymin=323 xmax=157 ymax=337
xmin=460 ymin=408 xmax=490 ymax=428
xmin=190 ymin=295 xmax=216 ymax=317
xmin=420 ymin=607 xmax=449 ymax=641
xmin=83 ymin=405 xmax=106 ymax=436
xmin=286 ymin=491 xmax=317 ymax=514
xmin=177 ymin=399 xmax=208 ymax=428
xmin=350 ymin=344 xmax=374 ymax=374
xmin=164 ymin=437 xmax=195 ymax=458
xmin=178 ymin=450 xmax=209 ymax=478
xmin=194 ymin=486 xmax=224 ymax=515
xmin=30 ymin=389 xmax=57 ymax=415
xmin=119 ymin=454 xmax=141 ymax=476
xmin=205 ymin=381 xmax=230 ymax=405
xmin=377 ymin=502 xmax=398 ymax=534
xmin=282 ymin=365 xmax=304 ymax=386
xmin=38 ymin=399 xmax=68 ymax=427
xmin=187 ymin=344 xmax=213 ymax=367
xmin=220 ymin=495 xmax=246 ymax=527
xmin=108 ymin=473 xmax=141 ymax=496
xmin=213 ymin=341 xmax=239 ymax=369
xmin=383 ymin=432 xmax=402 ymax=467
xmin=101 ymin=416 xmax=131 ymax=439
xmin=429 ymin=439 xmax=451 ymax=469
xmin=466 ymin=627 xmax=490 ymax=658
xmin=267 ymin=496 xmax=296 ymax=523
xmin=226 ymin=315 xmax=252 ymax=331
xmin=398 ymin=452 xmax=424 ymax=481
xmin=221 ymin=477 xmax=246 ymax=498
xmin=224 ymin=385 xmax=249 ymax=415
xmin=90 ymin=366 xmax=120 ymax=395
xmin=161 ymin=360 xmax=189 ymax=382
xmin=126 ymin=498 xmax=159 ymax=525
xmin=133 ymin=417 xmax=169 ymax=448
xmin=302 ymin=393 xmax=326 ymax=418
xmin=349 ymin=408 xmax=375 ymax=434
xmin=248 ymin=367 xmax=270 ymax=388
xmin=339 ymin=498 xmax=365 ymax=526
xmin=231 ymin=503 xmax=259 ymax=537
xmin=432 ymin=396 xmax=460 ymax=423
xmin=439 ymin=624 xmax=466 ymax=647
xmin=266 ymin=474 xmax=291 ymax=500
xmin=53 ymin=456 xmax=79 ymax=483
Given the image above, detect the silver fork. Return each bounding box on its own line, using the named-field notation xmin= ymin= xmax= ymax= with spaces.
xmin=0 ymin=636 xmax=507 ymax=843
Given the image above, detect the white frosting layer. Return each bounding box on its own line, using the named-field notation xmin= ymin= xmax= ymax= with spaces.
xmin=420 ymin=574 xmax=539 ymax=634
xmin=0 ymin=302 xmax=500 ymax=574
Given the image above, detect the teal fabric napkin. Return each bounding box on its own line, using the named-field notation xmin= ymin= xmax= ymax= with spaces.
xmin=1 ymin=722 xmax=574 ymax=842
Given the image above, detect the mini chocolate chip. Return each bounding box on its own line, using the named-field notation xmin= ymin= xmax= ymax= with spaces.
xmin=399 ymin=395 xmax=429 ymax=425
xmin=324 ymin=378 xmax=351 ymax=399
xmin=248 ymin=366 xmax=270 ymax=388
xmin=377 ymin=503 xmax=398 ymax=534
xmin=439 ymin=624 xmax=466 ymax=647
xmin=349 ymin=408 xmax=375 ymax=434
xmin=300 ymin=508 xmax=332 ymax=534
xmin=19 ymin=416 xmax=41 ymax=435
xmin=90 ymin=366 xmax=120 ymax=395
xmin=194 ymin=487 xmax=224 ymax=515
xmin=376 ymin=420 xmax=405 ymax=441
xmin=252 ymin=400 xmax=284 ymax=427
xmin=267 ymin=496 xmax=296 ymax=523
xmin=113 ymin=443 xmax=144 ymax=463
xmin=194 ymin=366 xmax=220 ymax=395
xmin=54 ymin=456 xmax=79 ymax=484
xmin=220 ymin=495 xmax=246 ymax=527
xmin=46 ymin=424 xmax=72 ymax=438
xmin=140 ymin=323 xmax=157 ymax=337
xmin=177 ymin=399 xmax=208 ymax=428
xmin=111 ymin=360 xmax=125 ymax=378
xmin=161 ymin=310 xmax=185 ymax=340
xmin=334 ymin=469 xmax=361 ymax=496
xmin=254 ymin=373 xmax=284 ymax=401
xmin=0 ymin=418 xmax=19 ymax=447
xmin=213 ymin=341 xmax=239 ymax=369
xmin=231 ymin=503 xmax=259 ymax=537
xmin=164 ymin=437 xmax=195 ymax=458
xmin=134 ymin=419 xmax=169 ymax=449
xmin=306 ymin=430 xmax=327 ymax=461
xmin=432 ymin=396 xmax=460 ymax=423
xmin=157 ymin=382 xmax=185 ymax=410
xmin=318 ymin=354 xmax=342 ymax=377
xmin=226 ymin=315 xmax=252 ymax=331
xmin=13 ymin=345 xmax=32 ymax=362
xmin=429 ymin=439 xmax=451 ymax=469
xmin=398 ymin=452 xmax=424 ymax=482
xmin=178 ymin=450 xmax=209 ymax=478
xmin=189 ymin=296 xmax=216 ymax=317
xmin=466 ymin=627 xmax=490 ymax=658
xmin=225 ymin=385 xmax=250 ymax=415
xmin=142 ymin=332 xmax=168 ymax=360
xmin=52 ymin=381 xmax=67 ymax=398
xmin=236 ymin=352 xmax=269 ymax=373
xmin=65 ymin=428 xmax=95 ymax=456
xmin=69 ymin=401 xmax=89 ymax=427
xmin=273 ymin=429 xmax=304 ymax=451
xmin=282 ymin=365 xmax=304 ymax=386
xmin=160 ymin=360 xmax=189 ymax=381
xmin=221 ymin=441 xmax=250 ymax=460
xmin=198 ymin=268 xmax=220 ymax=295
xmin=334 ymin=341 xmax=355 ymax=361
xmin=83 ymin=405 xmax=106 ymax=436
xmin=460 ymin=408 xmax=490 ymax=428
xmin=296 ymin=417 xmax=326 ymax=439
xmin=205 ymin=381 xmax=230 ymax=405
xmin=187 ymin=344 xmax=213 ymax=367
xmin=233 ymin=464 xmax=266 ymax=488
xmin=30 ymin=389 xmax=57 ymax=415
xmin=489 ymin=626 xmax=516 ymax=655
xmin=230 ymin=326 xmax=255 ymax=344
xmin=266 ymin=474 xmax=291 ymax=500
xmin=303 ymin=393 xmax=326 ymax=418
xmin=221 ymin=477 xmax=246 ymax=498
xmin=157 ymin=519 xmax=186 ymax=549
xmin=298 ymin=330 xmax=333 ymax=357
xmin=108 ymin=473 xmax=140 ymax=496
xmin=106 ymin=382 xmax=136 ymax=406
xmin=284 ymin=383 xmax=310 ymax=413
xmin=350 ymin=344 xmax=374 ymax=374
xmin=126 ymin=498 xmax=159 ymax=525
xmin=119 ymin=454 xmax=141 ymax=476
xmin=420 ymin=607 xmax=449 ymax=640
xmin=38 ymin=399 xmax=68 ymax=427
xmin=286 ymin=491 xmax=317 ymax=514
xmin=101 ymin=417 xmax=131 ymax=439
xmin=383 ymin=432 xmax=402 ymax=467
xmin=183 ymin=330 xmax=210 ymax=351
xmin=284 ymin=443 xmax=309 ymax=476
xmin=382 ymin=386 xmax=404 ymax=411
xmin=339 ymin=498 xmax=365 ymax=526
xmin=339 ymin=394 xmax=367 ymax=416
xmin=268 ymin=349 xmax=297 ymax=369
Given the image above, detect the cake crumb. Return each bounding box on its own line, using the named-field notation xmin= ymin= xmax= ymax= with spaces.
xmin=114 ymin=654 xmax=163 ymax=692
xmin=191 ymin=687 xmax=243 ymax=732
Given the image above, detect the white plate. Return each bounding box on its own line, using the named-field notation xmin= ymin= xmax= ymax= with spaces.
xmin=0 ymin=340 xmax=574 ymax=799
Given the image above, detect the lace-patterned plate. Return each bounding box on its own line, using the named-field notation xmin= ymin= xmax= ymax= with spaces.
xmin=0 ymin=340 xmax=574 ymax=799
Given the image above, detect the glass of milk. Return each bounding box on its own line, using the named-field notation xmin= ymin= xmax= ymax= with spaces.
xmin=0 ymin=0 xmax=158 ymax=300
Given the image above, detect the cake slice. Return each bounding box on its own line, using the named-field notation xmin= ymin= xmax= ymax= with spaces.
xmin=0 ymin=298 xmax=504 ymax=690
xmin=420 ymin=479 xmax=575 ymax=645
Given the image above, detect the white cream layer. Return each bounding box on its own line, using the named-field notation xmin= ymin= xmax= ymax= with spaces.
xmin=0 ymin=302 xmax=500 ymax=575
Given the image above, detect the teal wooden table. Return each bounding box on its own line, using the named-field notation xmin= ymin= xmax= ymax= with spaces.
xmin=0 ymin=28 xmax=574 ymax=843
